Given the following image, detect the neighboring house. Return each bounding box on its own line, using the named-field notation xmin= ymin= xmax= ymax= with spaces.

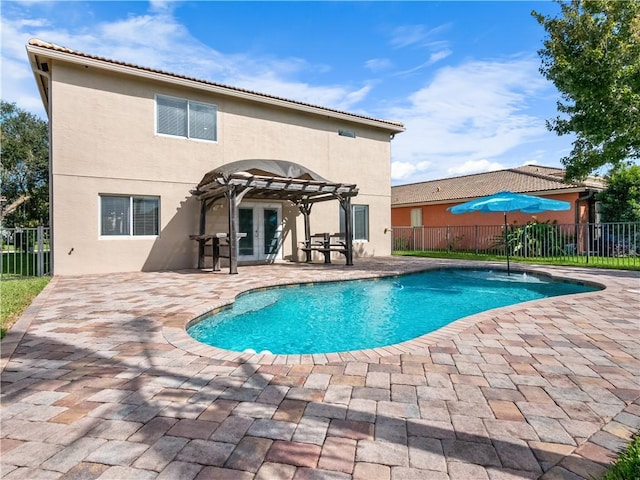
xmin=391 ymin=165 xmax=604 ymax=228
xmin=27 ymin=39 xmax=404 ymax=275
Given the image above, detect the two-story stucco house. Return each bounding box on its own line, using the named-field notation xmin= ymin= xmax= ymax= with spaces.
xmin=27 ymin=39 xmax=404 ymax=275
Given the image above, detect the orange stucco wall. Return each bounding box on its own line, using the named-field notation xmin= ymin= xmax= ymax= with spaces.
xmin=392 ymin=192 xmax=587 ymax=228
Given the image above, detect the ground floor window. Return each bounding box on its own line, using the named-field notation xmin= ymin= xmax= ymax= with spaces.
xmin=100 ymin=195 xmax=159 ymax=236
xmin=340 ymin=204 xmax=369 ymax=241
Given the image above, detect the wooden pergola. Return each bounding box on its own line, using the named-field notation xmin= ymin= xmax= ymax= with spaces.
xmin=191 ymin=160 xmax=359 ymax=273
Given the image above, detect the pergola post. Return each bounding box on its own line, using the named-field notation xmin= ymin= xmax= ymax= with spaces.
xmin=341 ymin=196 xmax=354 ymax=266
xmin=199 ymin=199 xmax=207 ymax=235
xmin=193 ymin=160 xmax=360 ymax=271
xmin=226 ymin=186 xmax=239 ymax=274
xmin=299 ymin=202 xmax=313 ymax=262
xmin=195 ymin=199 xmax=208 ymax=269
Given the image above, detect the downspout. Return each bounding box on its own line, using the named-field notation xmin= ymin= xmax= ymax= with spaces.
xmin=43 ymin=68 xmax=53 ymax=275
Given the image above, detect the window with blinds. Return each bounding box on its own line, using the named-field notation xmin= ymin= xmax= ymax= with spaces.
xmin=100 ymin=195 xmax=159 ymax=236
xmin=133 ymin=197 xmax=159 ymax=236
xmin=156 ymin=95 xmax=217 ymax=141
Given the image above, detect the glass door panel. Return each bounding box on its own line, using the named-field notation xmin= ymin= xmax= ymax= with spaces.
xmin=238 ymin=208 xmax=254 ymax=256
xmin=237 ymin=203 xmax=282 ymax=262
xmin=263 ymin=208 xmax=279 ymax=255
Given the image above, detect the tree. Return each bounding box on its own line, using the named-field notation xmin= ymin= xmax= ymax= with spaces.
xmin=532 ymin=0 xmax=640 ymax=181
xmin=0 ymin=101 xmax=49 ymax=227
xmin=596 ymin=164 xmax=640 ymax=223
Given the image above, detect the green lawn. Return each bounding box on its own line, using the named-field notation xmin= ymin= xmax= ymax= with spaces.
xmin=601 ymin=432 xmax=640 ymax=479
xmin=0 ymin=276 xmax=50 ymax=338
xmin=393 ymin=250 xmax=640 ymax=271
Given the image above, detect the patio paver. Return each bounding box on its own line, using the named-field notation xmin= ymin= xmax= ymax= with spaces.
xmin=1 ymin=257 xmax=639 ymax=479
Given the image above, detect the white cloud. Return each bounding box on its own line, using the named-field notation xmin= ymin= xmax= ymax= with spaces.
xmin=386 ymin=57 xmax=557 ymax=184
xmin=1 ymin=3 xmax=570 ymax=185
xmin=365 ymin=58 xmax=393 ymax=72
xmin=428 ymin=49 xmax=452 ymax=65
xmin=148 ymin=0 xmax=176 ymax=14
xmin=387 ymin=22 xmax=452 ymax=78
xmin=0 ymin=4 xmax=373 ymax=117
xmin=390 ymin=24 xmax=429 ymax=48
xmin=447 ymin=159 xmax=505 ymax=176
xmin=394 ymin=48 xmax=453 ymax=77
xmin=389 ymin=23 xmax=451 ymax=49
xmin=391 ymin=160 xmax=432 ymax=181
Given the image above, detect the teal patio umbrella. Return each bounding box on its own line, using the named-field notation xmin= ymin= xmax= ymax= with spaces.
xmin=447 ymin=191 xmax=570 ymax=274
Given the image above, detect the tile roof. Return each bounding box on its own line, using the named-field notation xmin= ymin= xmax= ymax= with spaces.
xmin=27 ymin=39 xmax=404 ymax=131
xmin=391 ymin=165 xmax=604 ymax=206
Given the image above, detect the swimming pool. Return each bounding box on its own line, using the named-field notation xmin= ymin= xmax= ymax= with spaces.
xmin=187 ymin=268 xmax=599 ymax=355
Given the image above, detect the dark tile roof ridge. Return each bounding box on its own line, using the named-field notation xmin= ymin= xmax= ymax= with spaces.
xmin=391 ymin=164 xmax=600 ymax=191
xmin=391 ymin=168 xmax=510 ymax=189
xmin=28 ymin=38 xmax=404 ymax=130
xmin=391 ymin=165 xmax=558 ymax=189
xmin=506 ymin=166 xmax=568 ymax=184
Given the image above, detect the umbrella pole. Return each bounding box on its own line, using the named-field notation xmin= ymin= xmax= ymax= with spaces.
xmin=504 ymin=212 xmax=510 ymax=275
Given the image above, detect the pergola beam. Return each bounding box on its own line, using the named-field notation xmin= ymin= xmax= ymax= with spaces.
xmin=192 ymin=162 xmax=359 ymax=272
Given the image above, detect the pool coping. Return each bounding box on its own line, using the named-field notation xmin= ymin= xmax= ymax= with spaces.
xmin=162 ymin=262 xmax=610 ymax=366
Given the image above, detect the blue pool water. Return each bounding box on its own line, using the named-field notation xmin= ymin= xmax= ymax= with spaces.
xmin=187 ymin=269 xmax=598 ymax=355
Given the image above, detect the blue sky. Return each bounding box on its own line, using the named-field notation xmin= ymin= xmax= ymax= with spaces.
xmin=1 ymin=1 xmax=575 ymax=184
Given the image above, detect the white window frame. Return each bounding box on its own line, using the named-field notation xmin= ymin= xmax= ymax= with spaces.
xmin=340 ymin=204 xmax=369 ymax=242
xmin=155 ymin=94 xmax=217 ymax=142
xmin=99 ymin=195 xmax=160 ymax=238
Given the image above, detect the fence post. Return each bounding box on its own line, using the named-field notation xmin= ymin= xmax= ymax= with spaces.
xmin=474 ymin=225 xmax=478 ymax=254
xmin=587 ymin=223 xmax=595 ymax=264
xmin=37 ymin=225 xmax=44 ymax=276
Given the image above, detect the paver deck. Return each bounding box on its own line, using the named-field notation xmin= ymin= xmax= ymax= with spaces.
xmin=1 ymin=257 xmax=639 ymax=480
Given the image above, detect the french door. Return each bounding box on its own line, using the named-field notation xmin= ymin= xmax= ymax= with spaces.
xmin=238 ymin=203 xmax=282 ymax=262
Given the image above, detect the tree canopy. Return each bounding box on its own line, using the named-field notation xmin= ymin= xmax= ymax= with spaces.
xmin=596 ymin=163 xmax=640 ymax=223
xmin=532 ymin=0 xmax=640 ymax=181
xmin=0 ymin=101 xmax=49 ymax=227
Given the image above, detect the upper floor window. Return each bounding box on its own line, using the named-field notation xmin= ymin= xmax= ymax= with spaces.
xmin=156 ymin=95 xmax=217 ymax=142
xmin=101 ymin=195 xmax=159 ymax=236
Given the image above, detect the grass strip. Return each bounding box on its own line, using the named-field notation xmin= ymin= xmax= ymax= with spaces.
xmin=1 ymin=276 xmax=50 ymax=339
xmin=393 ymin=251 xmax=640 ymax=271
xmin=601 ymin=432 xmax=640 ymax=479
